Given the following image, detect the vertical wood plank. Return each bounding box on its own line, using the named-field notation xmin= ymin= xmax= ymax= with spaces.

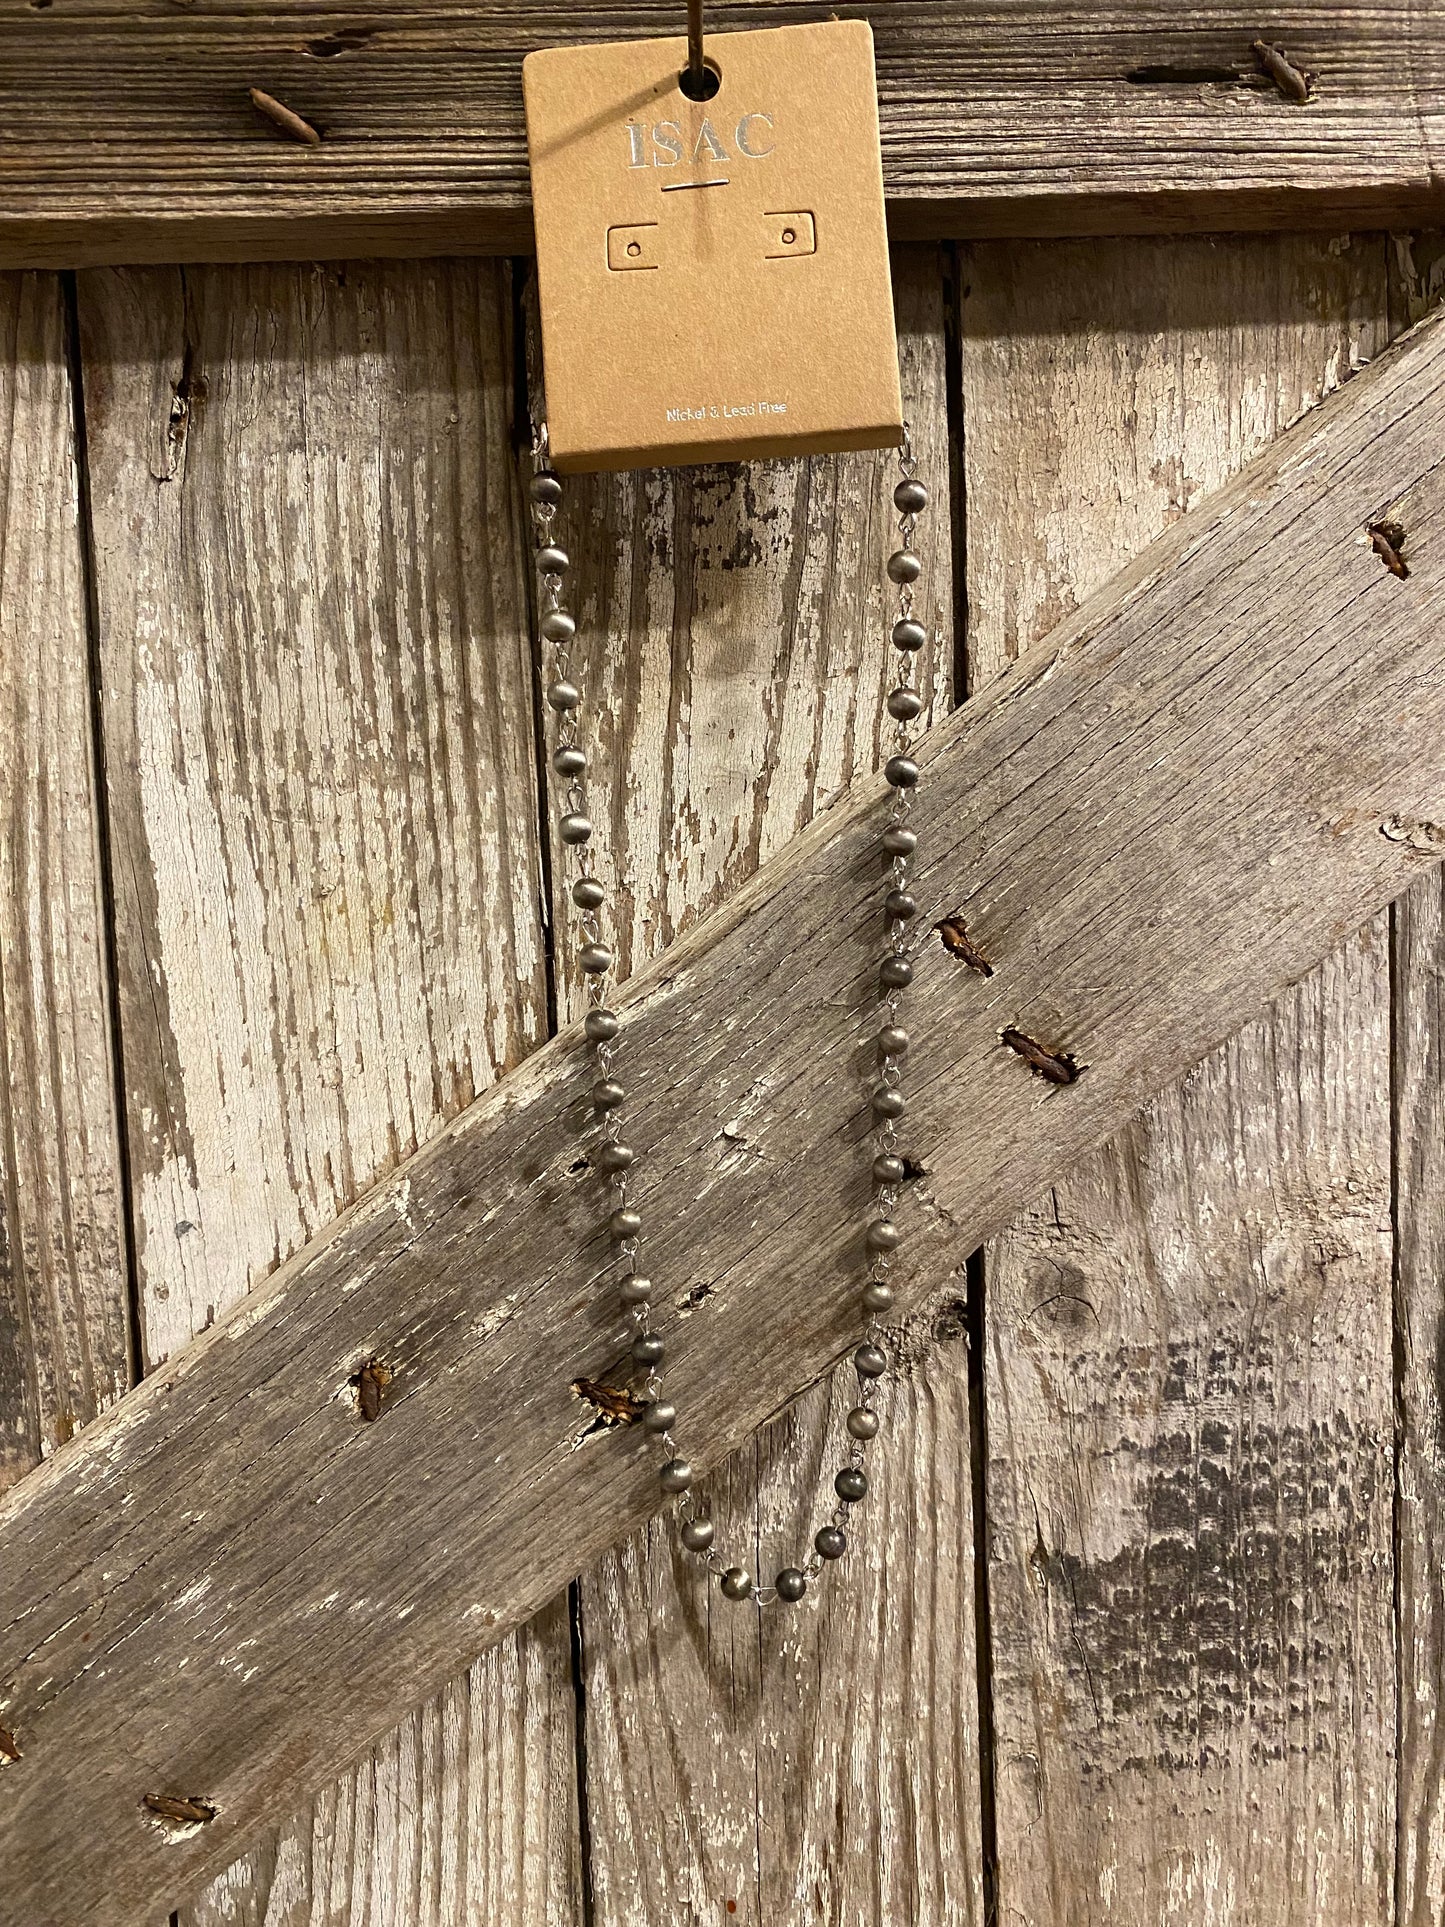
xmin=556 ymin=251 xmax=986 ymax=1926
xmin=1389 ymin=224 xmax=1445 ymax=1927
xmin=962 ymin=234 xmax=1396 ymax=1926
xmin=0 ymin=270 xmax=129 ymax=1495
xmin=77 ymin=259 xmax=582 ymax=1927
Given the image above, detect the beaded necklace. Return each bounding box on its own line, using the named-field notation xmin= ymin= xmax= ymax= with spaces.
xmin=531 ymin=424 xmax=930 ymax=1606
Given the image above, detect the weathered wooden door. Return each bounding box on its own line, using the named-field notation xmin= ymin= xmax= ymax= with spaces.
xmin=4 ymin=15 xmax=1445 ymax=1922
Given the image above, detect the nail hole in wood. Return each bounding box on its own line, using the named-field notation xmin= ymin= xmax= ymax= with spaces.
xmin=302 ymin=26 xmax=375 ymax=57
xmin=1002 ymin=1028 xmax=1082 ymax=1085
xmin=571 ymin=1377 xmax=644 ymax=1426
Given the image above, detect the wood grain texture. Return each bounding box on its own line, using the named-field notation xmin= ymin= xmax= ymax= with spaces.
xmin=962 ymin=233 xmax=1396 ymax=1924
xmin=0 ymin=271 xmax=130 ymax=1495
xmin=4 ymin=296 xmax=1445 ymax=1925
xmin=75 ymin=260 xmax=580 ymax=1927
xmin=1388 ymin=223 xmax=1445 ymax=1927
xmin=1 ymin=4 xmax=1444 ymax=266
xmin=552 ymin=253 xmax=983 ymax=1926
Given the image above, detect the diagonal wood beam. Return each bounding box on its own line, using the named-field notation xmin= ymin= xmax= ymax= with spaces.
xmin=0 ymin=1 xmax=1442 ymax=268
xmin=4 ymin=304 xmax=1445 ymax=1926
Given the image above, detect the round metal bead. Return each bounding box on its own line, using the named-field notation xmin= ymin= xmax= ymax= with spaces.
xmin=530 ymin=472 xmax=564 ymax=506
xmin=892 ymin=617 xmax=927 ymax=652
xmin=854 ymin=1343 xmax=888 ymax=1379
xmin=884 ymin=892 xmax=917 ymax=922
xmin=866 ymin=1217 xmax=901 ymax=1252
xmin=894 ymin=477 xmax=929 ymax=515
xmin=775 ymin=1568 xmax=808 ymax=1604
xmin=632 ymin=1331 xmax=664 ymax=1366
xmin=578 ymin=940 xmax=612 ymax=972
xmin=835 ymin=1467 xmax=869 ymax=1502
xmin=659 ymin=1457 xmax=693 ymax=1492
xmin=598 ymin=1141 xmax=635 ymax=1172
xmin=585 ymin=1007 xmax=620 ymax=1042
xmin=887 ymin=549 xmax=923 ymax=585
xmin=815 ymin=1525 xmax=847 ymax=1560
xmin=847 ymin=1405 xmax=880 ymax=1441
xmin=872 ymin=1152 xmax=906 ymax=1185
xmin=885 ymin=755 xmax=919 ymax=789
xmin=882 ymin=826 xmax=918 ymax=857
xmin=592 ymin=1078 xmax=625 ymax=1111
xmin=863 ymin=1281 xmax=895 ymax=1313
xmin=879 ymin=1024 xmax=910 ymax=1056
xmin=537 ymin=544 xmax=570 ymax=575
xmin=720 ymin=1567 xmax=754 ymax=1601
xmin=560 ymin=814 xmax=593 ymax=847
xmin=541 ymin=610 xmax=577 ymax=643
xmin=619 ymin=1274 xmax=654 ymax=1303
xmin=573 ymin=876 xmax=606 ymax=910
xmin=872 ymin=1085 xmax=906 ymax=1119
xmin=553 ymin=745 xmax=587 ymax=777
xmin=609 ymin=1207 xmax=642 ymax=1239
xmin=880 ymin=956 xmax=913 ymax=989
xmin=886 ymin=685 xmax=923 ymax=722
xmin=546 ymin=679 xmax=581 ymax=710
xmin=642 ymin=1399 xmax=675 ymax=1433
xmin=681 ymin=1517 xmax=715 ymax=1552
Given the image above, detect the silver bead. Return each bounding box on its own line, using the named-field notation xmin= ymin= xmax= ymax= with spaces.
xmin=547 ymin=679 xmax=581 ymax=711
xmin=578 ymin=940 xmax=611 ymax=973
xmin=553 ymin=745 xmax=587 ymax=777
xmin=846 ymin=1406 xmax=880 ymax=1441
xmin=872 ymin=1153 xmax=906 ymax=1185
xmin=585 ymin=1008 xmax=619 ymax=1042
xmin=643 ymin=1400 xmax=675 ymax=1433
xmin=609 ymin=1207 xmax=642 ymax=1239
xmin=720 ymin=1566 xmax=753 ymax=1601
xmin=592 ymin=1079 xmax=625 ymax=1111
xmin=560 ymin=813 xmax=593 ymax=847
xmin=863 ymin=1281 xmax=894 ymax=1313
xmin=894 ymin=478 xmax=929 ymax=514
xmin=632 ymin=1331 xmax=663 ymax=1365
xmin=882 ymin=826 xmax=918 ymax=857
xmin=887 ymin=685 xmax=923 ymax=721
xmin=537 ymin=544 xmax=570 ymax=575
xmin=872 ymin=1085 xmax=906 ymax=1119
xmin=815 ymin=1525 xmax=847 ymax=1560
xmin=866 ymin=1218 xmax=901 ymax=1252
xmin=573 ymin=876 xmax=606 ymax=910
xmin=660 ymin=1457 xmax=693 ymax=1492
xmin=681 ymin=1517 xmax=715 ymax=1552
xmin=598 ymin=1140 xmax=635 ymax=1172
xmin=879 ymin=1023 xmax=910 ymax=1056
xmin=880 ymin=956 xmax=913 ymax=989
xmin=854 ymin=1343 xmax=888 ymax=1379
xmin=775 ymin=1568 xmax=807 ymax=1603
xmin=887 ymin=549 xmax=922 ymax=585
xmin=885 ymin=756 xmax=919 ymax=789
xmin=884 ymin=891 xmax=916 ymax=921
xmin=835 ymin=1467 xmax=868 ymax=1501
xmin=892 ymin=618 xmax=926 ymax=653
xmin=541 ymin=610 xmax=577 ymax=643
xmin=530 ymin=472 xmax=564 ymax=506
xmin=619 ymin=1274 xmax=653 ymax=1303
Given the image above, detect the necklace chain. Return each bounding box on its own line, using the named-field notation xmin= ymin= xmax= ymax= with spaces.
xmin=529 ymin=430 xmax=930 ymax=1608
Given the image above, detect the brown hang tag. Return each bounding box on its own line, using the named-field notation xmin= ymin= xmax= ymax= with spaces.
xmin=523 ymin=20 xmax=904 ymax=473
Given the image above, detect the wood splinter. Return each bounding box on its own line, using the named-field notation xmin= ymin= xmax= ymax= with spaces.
xmin=935 ymin=914 xmax=995 ymax=976
xmin=1251 ymin=39 xmax=1314 ymax=102
xmin=248 ymin=87 xmax=322 ymax=146
xmin=0 ymin=1727 xmax=19 ymax=1765
xmin=571 ymin=1378 xmax=644 ymax=1426
xmin=1002 ymin=1027 xmax=1082 ymax=1085
xmin=1368 ymin=519 xmax=1410 ymax=578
